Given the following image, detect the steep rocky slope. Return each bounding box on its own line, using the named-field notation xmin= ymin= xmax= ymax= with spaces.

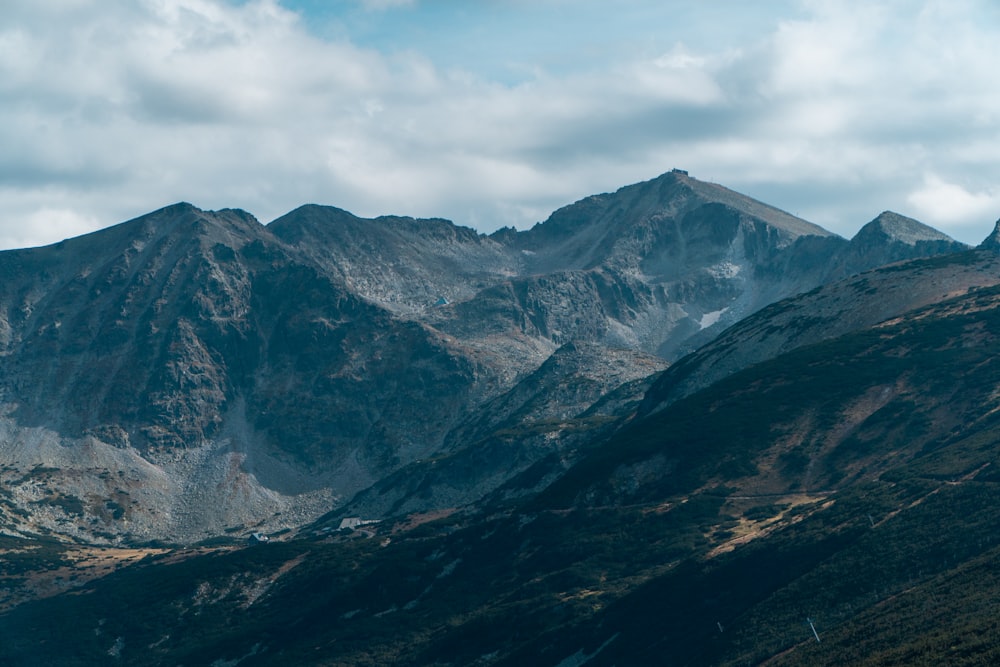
xmin=267 ymin=205 xmax=520 ymax=316
xmin=434 ymin=171 xmax=965 ymax=360
xmin=465 ymin=169 xmax=843 ymax=360
xmin=640 ymin=249 xmax=1000 ymax=414
xmin=0 ymin=171 xmax=971 ymax=544
xmin=542 ymin=279 xmax=1000 ymax=511
xmin=0 ymin=205 xmax=501 ymax=543
xmin=330 ymin=341 xmax=667 ymax=519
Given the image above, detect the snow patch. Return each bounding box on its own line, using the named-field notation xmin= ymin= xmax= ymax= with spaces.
xmin=699 ymin=308 xmax=727 ymax=330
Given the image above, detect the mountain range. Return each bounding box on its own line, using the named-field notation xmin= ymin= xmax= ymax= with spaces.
xmin=1 ymin=170 xmax=999 ymax=665
xmin=0 ymin=169 xmax=970 ymax=544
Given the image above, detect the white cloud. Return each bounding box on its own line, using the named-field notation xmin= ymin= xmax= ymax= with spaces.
xmin=907 ymin=175 xmax=1000 ymax=228
xmin=0 ymin=207 xmax=101 ymax=250
xmin=0 ymin=0 xmax=998 ymax=249
xmin=766 ymin=5 xmax=885 ymax=96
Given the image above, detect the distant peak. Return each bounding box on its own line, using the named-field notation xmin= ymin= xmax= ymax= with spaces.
xmin=855 ymin=211 xmax=959 ymax=246
xmin=283 ymin=203 xmax=357 ymax=218
xmin=977 ymin=219 xmax=1000 ymax=252
xmin=644 ymin=168 xmax=692 ymax=188
xmin=266 ymin=205 xmax=359 ymax=243
xmin=212 ymin=207 xmax=259 ymax=223
xmin=662 ymin=172 xmax=835 ymax=238
xmin=170 ymin=201 xmax=196 ymax=209
xmin=153 ymin=201 xmax=202 ymax=216
xmin=144 ymin=202 xmax=261 ymax=230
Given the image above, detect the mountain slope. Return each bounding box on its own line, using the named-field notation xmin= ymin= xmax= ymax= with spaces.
xmin=544 ymin=278 xmax=1000 ymax=509
xmin=5 ymin=275 xmax=1000 ymax=665
xmin=510 ymin=169 xmax=832 ymax=272
xmin=0 ymin=172 xmax=973 ymax=545
xmin=824 ymin=210 xmax=968 ymax=280
xmin=640 ymin=249 xmax=1000 ymax=415
xmin=328 ymin=341 xmax=668 ymax=520
xmin=0 ymin=205 xmax=501 ymax=543
xmin=267 ymin=205 xmax=520 ymax=315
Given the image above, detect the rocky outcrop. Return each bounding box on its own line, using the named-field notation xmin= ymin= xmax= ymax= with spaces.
xmin=977 ymin=219 xmax=1000 ymax=253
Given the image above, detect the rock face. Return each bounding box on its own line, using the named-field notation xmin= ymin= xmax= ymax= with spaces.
xmin=0 ymin=171 xmax=973 ymax=543
xmin=268 ymin=205 xmax=520 ymax=317
xmin=472 ymin=170 xmax=843 ymax=360
xmin=977 ymin=218 xmax=1000 ymax=252
xmin=332 ymin=341 xmax=667 ymax=519
xmin=639 ymin=249 xmax=1000 ymax=415
xmin=0 ymin=205 xmax=499 ymax=542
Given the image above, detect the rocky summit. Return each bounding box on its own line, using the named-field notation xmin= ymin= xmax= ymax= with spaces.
xmin=0 ymin=171 xmax=971 ymax=544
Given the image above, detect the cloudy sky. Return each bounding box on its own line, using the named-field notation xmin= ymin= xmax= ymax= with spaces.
xmin=1 ymin=0 xmax=998 ymax=249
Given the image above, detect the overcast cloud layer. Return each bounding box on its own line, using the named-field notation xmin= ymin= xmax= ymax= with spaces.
xmin=1 ymin=0 xmax=998 ymax=249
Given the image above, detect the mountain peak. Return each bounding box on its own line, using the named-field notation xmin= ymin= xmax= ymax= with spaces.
xmin=977 ymin=219 xmax=1000 ymax=252
xmin=854 ymin=211 xmax=959 ymax=247
xmin=8 ymin=203 xmax=261 ymax=261
xmin=103 ymin=203 xmax=265 ymax=254
xmin=662 ymin=171 xmax=835 ymax=239
xmin=269 ymin=204 xmax=475 ymax=242
xmin=157 ymin=201 xmax=200 ymax=215
xmin=514 ymin=169 xmax=834 ymax=273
